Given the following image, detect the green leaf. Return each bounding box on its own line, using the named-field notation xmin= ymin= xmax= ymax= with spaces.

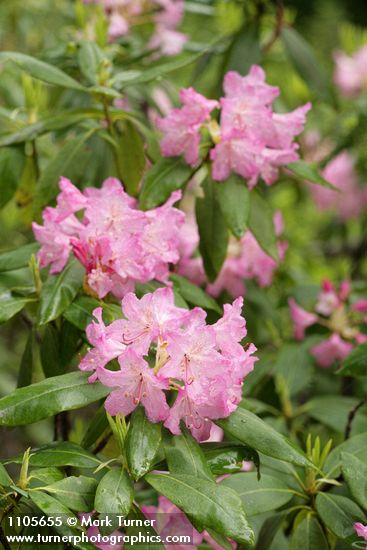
xmin=221 ymin=473 xmax=294 ymax=516
xmin=255 ymin=513 xmax=286 ymax=550
xmin=28 ymin=467 xmax=64 ymax=488
xmin=38 ymin=260 xmax=84 ymax=324
xmin=287 ymin=160 xmax=336 ymax=190
xmin=0 ymin=372 xmax=109 ymax=426
xmin=145 ymin=472 xmax=254 ymax=544
xmin=338 ymin=341 xmax=367 ymax=377
xmin=163 ymin=427 xmax=214 ymax=481
xmin=225 ymin=23 xmax=261 ymax=75
xmin=341 ymin=453 xmax=367 ymax=511
xmin=77 ymin=41 xmax=104 ymax=85
xmin=39 ymin=324 xmax=63 ymax=377
xmin=315 ymin=493 xmax=365 ymax=540
xmin=324 ymin=433 xmax=367 ymax=478
xmin=217 ymin=404 xmax=312 ymax=468
xmin=17 ymin=330 xmax=35 ymax=388
xmin=170 ymin=274 xmax=221 ymax=313
xmin=306 ymin=396 xmax=360 ymax=433
xmin=290 ymin=513 xmax=328 ymax=550
xmin=139 ymin=157 xmax=192 ymax=210
xmin=248 ymin=191 xmax=278 ymax=260
xmin=196 ymin=177 xmax=229 ymax=282
xmin=0 ymin=52 xmax=85 ymax=91
xmin=41 ymin=475 xmax=97 ymax=512
xmin=0 ymin=146 xmax=26 ymax=207
xmin=63 ymin=295 xmax=100 ymax=330
xmin=215 ymin=174 xmax=250 ymax=239
xmin=81 ymin=405 xmax=109 ymax=449
xmin=126 ymin=407 xmax=162 ymax=481
xmin=0 ymin=296 xmax=35 ymax=323
xmin=23 ymin=442 xmax=101 ymax=469
xmin=95 ymin=468 xmax=134 ymax=516
xmin=202 ymin=442 xmax=260 ymax=476
xmin=274 ymin=343 xmax=314 ymax=396
xmin=0 ymin=463 xmax=12 ymax=486
xmin=281 ymin=28 xmax=330 ymax=99
xmin=0 ymin=243 xmax=39 ymax=272
xmin=115 ymin=120 xmax=146 ymax=196
xmin=34 ymin=131 xmax=93 ymax=209
xmin=124 ymin=505 xmax=165 ymax=550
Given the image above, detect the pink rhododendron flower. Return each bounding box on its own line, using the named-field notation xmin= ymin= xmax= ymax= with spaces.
xmin=309 ymin=151 xmax=367 ymax=220
xmin=311 ymin=333 xmax=353 ymax=368
xmin=33 ymin=178 xmax=184 ymax=299
xmin=156 ymin=88 xmax=218 ymax=166
xmin=288 ymin=279 xmax=366 ymax=368
xmin=85 ymin=0 xmax=186 ymax=55
xmin=334 ymin=45 xmax=367 ymax=96
xmin=79 ymin=288 xmax=256 ymax=440
xmin=355 ymin=522 xmax=367 ymax=548
xmin=157 ymin=65 xmax=310 ymax=187
xmin=288 ymin=298 xmax=318 ymax=340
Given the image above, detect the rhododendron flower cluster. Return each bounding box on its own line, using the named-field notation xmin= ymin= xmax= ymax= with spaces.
xmin=156 ymin=65 xmax=311 ymax=188
xmin=308 ymin=151 xmax=367 ymax=220
xmin=177 ymin=209 xmax=287 ymax=297
xmin=334 ymin=45 xmax=367 ymax=97
xmin=84 ymin=0 xmax=186 ymax=55
xmin=289 ymin=280 xmax=367 ymax=367
xmin=79 ymin=287 xmax=257 ymax=440
xmin=33 ymin=177 xmax=184 ymax=299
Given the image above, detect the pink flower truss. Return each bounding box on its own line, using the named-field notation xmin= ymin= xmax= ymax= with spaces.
xmin=157 ymin=65 xmax=310 ymax=187
xmin=79 ymin=288 xmax=257 ymax=440
xmin=33 ymin=177 xmax=184 ymax=299
xmin=289 ymin=280 xmax=366 ymax=368
xmin=84 ymin=0 xmax=187 ymax=54
xmin=334 ymin=45 xmax=367 ymax=97
xmin=176 ymin=209 xmax=287 ymax=297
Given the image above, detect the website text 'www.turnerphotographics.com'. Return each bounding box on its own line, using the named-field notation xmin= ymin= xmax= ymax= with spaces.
xmin=3 ymin=513 xmax=195 ymax=546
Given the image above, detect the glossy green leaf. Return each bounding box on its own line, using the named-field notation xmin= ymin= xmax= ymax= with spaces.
xmin=281 ymin=28 xmax=330 ymax=98
xmin=0 ymin=462 xmax=12 ymax=486
xmin=315 ymin=493 xmax=365 ymax=540
xmin=41 ymin=475 xmax=97 ymax=511
xmin=202 ymin=442 xmax=260 ymax=476
xmin=255 ymin=513 xmax=287 ymax=550
xmin=338 ymin=341 xmax=367 ymax=377
xmin=287 ymin=160 xmax=336 ymax=190
xmin=24 ymin=442 xmax=101 ymax=469
xmin=95 ymin=468 xmax=134 ymax=515
xmin=290 ymin=513 xmax=328 ymax=550
xmin=139 ymin=157 xmax=192 ymax=210
xmin=225 ymin=24 xmax=261 ymax=75
xmin=145 ymin=472 xmax=254 ymax=544
xmin=0 ymin=372 xmax=109 ymax=426
xmin=115 ymin=120 xmax=145 ymax=196
xmin=0 ymin=296 xmax=35 ymax=323
xmin=39 ymin=324 xmax=63 ymax=377
xmin=221 ymin=473 xmax=294 ymax=516
xmin=63 ymin=295 xmax=100 ymax=330
xmin=170 ymin=274 xmax=221 ymax=313
xmin=0 ymin=51 xmax=85 ymax=91
xmin=341 ymin=453 xmax=367 ymax=511
xmin=77 ymin=41 xmax=104 ymax=85
xmin=0 ymin=243 xmax=39 ymax=272
xmin=215 ymin=174 xmax=250 ymax=239
xmin=0 ymin=146 xmax=25 ymax=207
xmin=217 ymin=404 xmax=312 ymax=468
xmin=306 ymin=396 xmax=360 ymax=433
xmin=126 ymin=407 xmax=162 ymax=480
xmin=81 ymin=405 xmax=109 ymax=449
xmin=163 ymin=427 xmax=214 ymax=481
xmin=324 ymin=433 xmax=367 ymax=478
xmin=28 ymin=467 xmax=64 ymax=488
xmin=17 ymin=330 xmax=34 ymax=388
xmin=196 ymin=177 xmax=229 ymax=282
xmin=38 ymin=260 xmax=84 ymax=324
xmin=34 ymin=131 xmax=93 ymax=209
xmin=248 ymin=191 xmax=278 ymax=260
